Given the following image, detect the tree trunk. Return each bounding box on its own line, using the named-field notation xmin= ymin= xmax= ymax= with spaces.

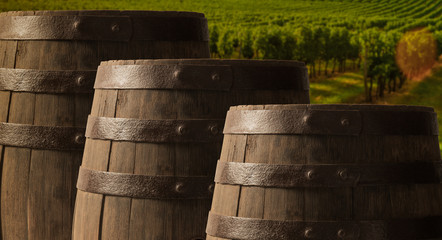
xmin=368 ymin=77 xmax=373 ymax=102
xmin=324 ymin=60 xmax=329 ymax=76
xmin=363 ymin=47 xmax=369 ymax=102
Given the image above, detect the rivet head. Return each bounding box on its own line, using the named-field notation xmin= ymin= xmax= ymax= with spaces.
xmin=208 ymin=183 xmax=215 ymax=193
xmin=175 ymin=182 xmax=184 ymax=193
xmin=306 ymin=170 xmax=314 ymax=180
xmin=211 ymin=73 xmax=220 ymax=81
xmin=303 ymin=115 xmax=311 ymax=125
xmin=177 ymin=125 xmax=188 ymax=135
xmin=111 ymin=23 xmax=120 ymax=32
xmin=341 ymin=118 xmax=350 ymax=126
xmin=209 ymin=125 xmax=219 ymax=135
xmin=304 ymin=228 xmax=313 ymax=238
xmin=74 ymin=133 xmax=85 ymax=144
xmin=76 ymin=76 xmax=85 ymax=86
xmin=338 ymin=169 xmax=349 ymax=180
xmin=73 ymin=20 xmax=81 ymax=29
xmin=173 ymin=70 xmax=181 ymax=79
xmin=337 ymin=229 xmax=346 ymax=238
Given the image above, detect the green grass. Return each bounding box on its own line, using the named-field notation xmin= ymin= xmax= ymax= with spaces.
xmin=310 ymin=71 xmax=365 ymax=104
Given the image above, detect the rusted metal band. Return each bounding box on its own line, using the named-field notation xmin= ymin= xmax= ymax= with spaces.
xmin=0 ymin=15 xmax=208 ymax=41
xmin=85 ymin=116 xmax=224 ymax=143
xmin=206 ymin=212 xmax=442 ymax=240
xmin=94 ymin=64 xmax=308 ymax=91
xmin=77 ymin=167 xmax=214 ymax=199
xmin=0 ymin=122 xmax=85 ymax=150
xmin=214 ymin=161 xmax=442 ymax=187
xmin=223 ymin=109 xmax=438 ymax=136
xmin=0 ymin=68 xmax=96 ymax=93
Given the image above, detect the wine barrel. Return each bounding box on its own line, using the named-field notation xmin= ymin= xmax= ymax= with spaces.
xmin=73 ymin=59 xmax=310 ymax=240
xmin=0 ymin=10 xmax=209 ymax=240
xmin=207 ymin=104 xmax=442 ymax=240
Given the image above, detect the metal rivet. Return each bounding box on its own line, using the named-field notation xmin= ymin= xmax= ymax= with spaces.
xmin=211 ymin=73 xmax=220 ymax=81
xmin=208 ymin=183 xmax=215 ymax=193
xmin=111 ymin=23 xmax=120 ymax=32
xmin=303 ymin=115 xmax=311 ymax=125
xmin=175 ymin=182 xmax=184 ymax=193
xmin=74 ymin=133 xmax=85 ymax=144
xmin=337 ymin=229 xmax=346 ymax=238
xmin=209 ymin=125 xmax=219 ymax=135
xmin=73 ymin=20 xmax=81 ymax=29
xmin=306 ymin=170 xmax=314 ymax=180
xmin=76 ymin=76 xmax=85 ymax=86
xmin=304 ymin=228 xmax=313 ymax=238
xmin=341 ymin=118 xmax=350 ymax=126
xmin=338 ymin=169 xmax=349 ymax=180
xmin=173 ymin=70 xmax=181 ymax=79
xmin=177 ymin=125 xmax=187 ymax=135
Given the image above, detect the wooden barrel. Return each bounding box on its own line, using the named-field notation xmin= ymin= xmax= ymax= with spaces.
xmin=207 ymin=104 xmax=442 ymax=240
xmin=0 ymin=10 xmax=209 ymax=240
xmin=72 ymin=59 xmax=310 ymax=239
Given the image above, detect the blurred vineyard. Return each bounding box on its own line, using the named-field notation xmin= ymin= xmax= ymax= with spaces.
xmin=2 ymin=0 xmax=442 ymax=102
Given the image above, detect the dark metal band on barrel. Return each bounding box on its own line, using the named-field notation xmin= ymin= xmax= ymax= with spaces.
xmin=77 ymin=167 xmax=214 ymax=199
xmin=214 ymin=161 xmax=442 ymax=187
xmin=0 ymin=68 xmax=96 ymax=93
xmin=94 ymin=64 xmax=309 ymax=91
xmin=0 ymin=15 xmax=208 ymax=41
xmin=85 ymin=116 xmax=224 ymax=143
xmin=0 ymin=122 xmax=85 ymax=150
xmin=223 ymin=109 xmax=439 ymax=136
xmin=206 ymin=212 xmax=442 ymax=240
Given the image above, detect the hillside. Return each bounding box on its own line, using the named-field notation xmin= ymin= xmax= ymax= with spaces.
xmin=3 ymin=0 xmax=442 ymax=29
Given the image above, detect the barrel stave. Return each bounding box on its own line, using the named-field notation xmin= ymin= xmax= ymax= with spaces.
xmin=74 ymin=60 xmax=309 ymax=240
xmin=1 ymin=10 xmax=210 ymax=240
xmin=208 ymin=105 xmax=442 ymax=240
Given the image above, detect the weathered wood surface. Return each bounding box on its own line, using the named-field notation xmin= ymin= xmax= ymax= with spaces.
xmin=72 ymin=60 xmax=309 ymax=240
xmin=0 ymin=10 xmax=210 ymax=240
xmin=207 ymin=104 xmax=442 ymax=240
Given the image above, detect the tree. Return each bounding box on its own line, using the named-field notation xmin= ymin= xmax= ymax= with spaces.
xmin=311 ymin=26 xmax=323 ymax=77
xmin=329 ymin=28 xmax=341 ymax=74
xmin=281 ymin=31 xmax=296 ymax=60
xmin=240 ymin=29 xmax=254 ymax=59
xmin=217 ymin=29 xmax=234 ymax=58
xmin=209 ymin=25 xmax=220 ymax=58
xmin=295 ymin=26 xmax=315 ymax=77
xmin=336 ymin=28 xmax=351 ymax=72
xmin=320 ymin=27 xmax=333 ymax=76
xmin=396 ymin=28 xmax=437 ymax=80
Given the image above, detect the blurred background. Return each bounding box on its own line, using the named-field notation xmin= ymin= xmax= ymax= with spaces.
xmin=2 ymin=0 xmax=441 ymax=151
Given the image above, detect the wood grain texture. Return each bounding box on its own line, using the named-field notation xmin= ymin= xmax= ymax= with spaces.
xmin=207 ymin=104 xmax=442 ymax=240
xmin=73 ymin=60 xmax=309 ymax=240
xmin=0 ymin=10 xmax=210 ymax=240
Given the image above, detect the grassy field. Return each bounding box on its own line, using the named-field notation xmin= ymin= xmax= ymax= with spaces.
xmin=310 ymin=71 xmax=365 ymax=104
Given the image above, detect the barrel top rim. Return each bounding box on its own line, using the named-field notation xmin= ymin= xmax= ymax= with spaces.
xmin=99 ymin=59 xmax=306 ymax=67
xmin=228 ymin=104 xmax=435 ymax=112
xmin=0 ymin=10 xmax=206 ymax=18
